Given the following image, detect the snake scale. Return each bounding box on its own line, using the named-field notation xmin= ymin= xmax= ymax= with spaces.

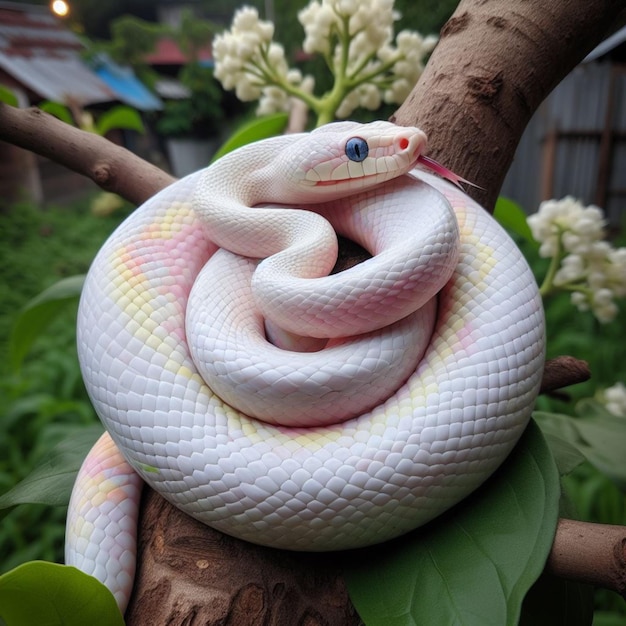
xmin=65 ymin=121 xmax=545 ymax=611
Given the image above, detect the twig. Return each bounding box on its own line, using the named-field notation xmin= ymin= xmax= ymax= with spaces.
xmin=541 ymin=356 xmax=590 ymax=394
xmin=548 ymin=519 xmax=626 ymax=599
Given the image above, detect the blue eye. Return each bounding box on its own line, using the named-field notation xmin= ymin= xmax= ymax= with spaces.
xmin=345 ymin=137 xmax=369 ymax=162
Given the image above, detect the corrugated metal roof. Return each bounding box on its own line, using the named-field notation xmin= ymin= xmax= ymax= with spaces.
xmin=0 ymin=2 xmax=159 ymax=109
xmin=0 ymin=50 xmax=117 ymax=104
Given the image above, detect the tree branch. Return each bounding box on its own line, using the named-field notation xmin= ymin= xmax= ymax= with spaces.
xmin=391 ymin=0 xmax=626 ymax=211
xmin=0 ymin=104 xmax=174 ymax=205
xmin=548 ymin=519 xmax=626 ymax=599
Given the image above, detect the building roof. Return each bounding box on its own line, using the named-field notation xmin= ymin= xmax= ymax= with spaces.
xmin=144 ymin=37 xmax=212 ymax=65
xmin=93 ymin=56 xmax=162 ymax=111
xmin=0 ymin=1 xmax=160 ymax=110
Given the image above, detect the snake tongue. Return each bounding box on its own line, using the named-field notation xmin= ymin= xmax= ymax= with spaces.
xmin=417 ymin=155 xmax=482 ymax=189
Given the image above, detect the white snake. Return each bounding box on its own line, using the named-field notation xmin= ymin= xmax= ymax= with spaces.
xmin=65 ymin=121 xmax=545 ymax=612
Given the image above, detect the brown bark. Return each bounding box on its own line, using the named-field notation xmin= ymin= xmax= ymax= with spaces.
xmin=547 ymin=519 xmax=626 ymax=599
xmin=0 ymin=104 xmax=174 ymax=205
xmin=391 ymin=0 xmax=626 ymax=211
xmin=1 ymin=0 xmax=626 ymax=621
xmin=125 ymin=488 xmax=361 ymax=625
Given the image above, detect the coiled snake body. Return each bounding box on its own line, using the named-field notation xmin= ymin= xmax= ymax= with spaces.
xmin=66 ymin=121 xmax=545 ymax=611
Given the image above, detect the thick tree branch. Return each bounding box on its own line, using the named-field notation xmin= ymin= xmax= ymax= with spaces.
xmin=391 ymin=0 xmax=626 ymax=211
xmin=0 ymin=104 xmax=174 ymax=205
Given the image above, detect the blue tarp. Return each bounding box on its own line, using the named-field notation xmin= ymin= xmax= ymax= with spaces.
xmin=94 ymin=58 xmax=162 ymax=111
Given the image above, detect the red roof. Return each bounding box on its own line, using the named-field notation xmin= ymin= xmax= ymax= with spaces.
xmin=144 ymin=37 xmax=212 ymax=65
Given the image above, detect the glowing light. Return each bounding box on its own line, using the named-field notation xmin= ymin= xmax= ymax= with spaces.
xmin=51 ymin=0 xmax=70 ymax=17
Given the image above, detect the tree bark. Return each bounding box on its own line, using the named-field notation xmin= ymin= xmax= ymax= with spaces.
xmin=391 ymin=0 xmax=626 ymax=211
xmin=1 ymin=0 xmax=626 ymax=622
xmin=0 ymin=104 xmax=174 ymax=205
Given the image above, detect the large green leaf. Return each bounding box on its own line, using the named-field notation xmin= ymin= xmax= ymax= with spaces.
xmin=95 ymin=105 xmax=145 ymax=136
xmin=494 ymin=197 xmax=536 ymax=245
xmin=344 ymin=420 xmax=560 ymax=626
xmin=211 ymin=112 xmax=289 ymax=162
xmin=534 ymin=404 xmax=626 ymax=491
xmin=8 ymin=275 xmax=84 ymax=372
xmin=0 ymin=561 xmax=124 ymax=626
xmin=0 ymin=86 xmax=18 ymax=107
xmin=0 ymin=425 xmax=102 ymax=509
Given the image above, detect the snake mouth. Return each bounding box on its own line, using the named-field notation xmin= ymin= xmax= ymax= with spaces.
xmin=312 ymin=153 xmax=423 ymax=188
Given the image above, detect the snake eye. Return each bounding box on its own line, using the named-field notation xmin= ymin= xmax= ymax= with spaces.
xmin=345 ymin=137 xmax=369 ymax=162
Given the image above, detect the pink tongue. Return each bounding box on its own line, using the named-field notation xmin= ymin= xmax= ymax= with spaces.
xmin=417 ymin=155 xmax=481 ymax=189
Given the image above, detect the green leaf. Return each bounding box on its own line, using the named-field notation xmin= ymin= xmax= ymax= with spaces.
xmin=0 ymin=561 xmax=124 ymax=626
xmin=344 ymin=420 xmax=560 ymax=626
xmin=494 ymin=197 xmax=536 ymax=245
xmin=0 ymin=85 xmax=18 ymax=107
xmin=8 ymin=274 xmax=85 ymax=371
xmin=592 ymin=611 xmax=626 ymax=626
xmin=534 ymin=407 xmax=626 ymax=490
xmin=38 ymin=101 xmax=74 ymax=126
xmin=541 ymin=432 xmax=586 ymax=476
xmin=95 ymin=105 xmax=145 ymax=136
xmin=0 ymin=425 xmax=103 ymax=509
xmin=211 ymin=112 xmax=289 ymax=162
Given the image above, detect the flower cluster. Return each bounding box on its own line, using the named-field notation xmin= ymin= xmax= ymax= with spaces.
xmin=528 ymin=197 xmax=626 ymax=322
xmin=213 ymin=7 xmax=313 ymax=116
xmin=600 ymin=382 xmax=626 ymax=417
xmin=213 ymin=2 xmax=436 ymax=125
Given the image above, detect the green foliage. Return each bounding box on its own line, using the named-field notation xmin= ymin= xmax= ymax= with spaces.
xmin=38 ymin=102 xmax=145 ymax=136
xmin=0 ymin=425 xmax=102 ymax=510
xmin=156 ymin=64 xmax=224 ymax=138
xmin=210 ymin=112 xmax=290 ymax=162
xmin=38 ymin=100 xmax=74 ymax=125
xmin=9 ymin=275 xmax=84 ymax=373
xmin=0 ymin=561 xmax=124 ymax=625
xmin=95 ymin=106 xmax=145 ymax=136
xmin=0 ymin=85 xmax=18 ymax=107
xmin=106 ymin=14 xmax=164 ymax=69
xmin=0 ymin=195 xmax=128 ymax=570
xmin=175 ymin=7 xmax=216 ymax=62
xmin=345 ymin=420 xmax=561 ymax=626
xmin=535 ymin=402 xmax=626 ymax=491
xmin=494 ymin=197 xmax=536 ymax=245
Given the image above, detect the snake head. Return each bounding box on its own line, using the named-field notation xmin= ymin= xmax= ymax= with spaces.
xmin=289 ymin=121 xmax=427 ymax=199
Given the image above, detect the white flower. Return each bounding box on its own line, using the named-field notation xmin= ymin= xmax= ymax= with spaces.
xmin=602 ymin=382 xmax=626 ymax=417
xmin=553 ymin=254 xmax=585 ymax=286
xmin=530 ymin=197 xmax=625 ymax=323
xmin=216 ymin=0 xmax=436 ymax=120
xmin=591 ymin=288 xmax=618 ymax=323
xmin=256 ymin=85 xmax=290 ymax=115
xmin=528 ymin=196 xmax=606 ymax=257
xmin=214 ymin=6 xmax=313 ymax=113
